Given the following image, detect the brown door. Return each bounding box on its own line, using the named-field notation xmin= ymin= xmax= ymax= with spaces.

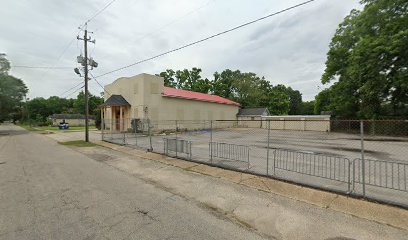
xmin=115 ymin=110 xmax=120 ymax=131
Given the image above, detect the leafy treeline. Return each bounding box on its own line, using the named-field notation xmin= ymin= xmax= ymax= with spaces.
xmin=158 ymin=68 xmax=314 ymax=115
xmin=317 ymin=0 xmax=408 ymax=119
xmin=25 ymin=92 xmax=103 ymax=126
xmin=0 ymin=54 xmax=28 ymax=122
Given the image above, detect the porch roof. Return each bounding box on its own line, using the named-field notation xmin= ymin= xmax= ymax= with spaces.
xmin=100 ymin=95 xmax=131 ymax=107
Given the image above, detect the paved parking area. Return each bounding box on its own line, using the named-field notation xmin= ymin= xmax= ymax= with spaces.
xmin=105 ymin=127 xmax=408 ymax=207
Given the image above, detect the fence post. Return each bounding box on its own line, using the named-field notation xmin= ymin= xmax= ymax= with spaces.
xmin=175 ymin=120 xmax=178 ymax=157
xmin=134 ymin=119 xmax=138 ymax=146
xmin=101 ymin=113 xmax=105 ymax=141
xmin=210 ymin=120 xmax=213 ymax=163
xmin=148 ymin=118 xmax=153 ymax=152
xmin=267 ymin=120 xmax=270 ymax=175
xmin=247 ymin=147 xmax=250 ymax=170
xmin=360 ymin=120 xmax=366 ymax=197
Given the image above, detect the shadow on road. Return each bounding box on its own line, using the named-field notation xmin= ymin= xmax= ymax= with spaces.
xmin=0 ymin=129 xmax=29 ymax=137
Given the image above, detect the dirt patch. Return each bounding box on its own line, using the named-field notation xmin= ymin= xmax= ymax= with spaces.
xmin=325 ymin=237 xmax=356 ymax=240
xmin=87 ymin=153 xmax=114 ymax=162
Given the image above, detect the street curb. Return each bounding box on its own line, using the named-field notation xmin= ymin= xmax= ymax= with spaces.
xmin=95 ymin=140 xmax=408 ymax=231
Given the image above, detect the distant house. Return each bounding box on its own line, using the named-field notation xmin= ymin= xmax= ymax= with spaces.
xmin=237 ymin=108 xmax=270 ymax=120
xmin=48 ymin=114 xmax=96 ymax=126
xmin=237 ymin=107 xmax=270 ymax=128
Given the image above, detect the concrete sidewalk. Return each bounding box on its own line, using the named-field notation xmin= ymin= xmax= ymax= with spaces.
xmin=47 ymin=131 xmax=408 ymax=239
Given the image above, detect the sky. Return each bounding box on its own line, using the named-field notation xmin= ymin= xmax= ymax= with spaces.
xmin=1 ymin=0 xmax=361 ymax=100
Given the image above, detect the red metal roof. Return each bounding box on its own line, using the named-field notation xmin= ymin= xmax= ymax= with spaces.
xmin=162 ymin=87 xmax=240 ymax=106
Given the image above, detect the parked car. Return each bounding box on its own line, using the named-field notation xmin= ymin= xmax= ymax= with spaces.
xmin=58 ymin=120 xmax=69 ymax=130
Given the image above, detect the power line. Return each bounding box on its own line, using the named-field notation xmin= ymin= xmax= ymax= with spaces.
xmin=96 ymin=0 xmax=214 ymax=60
xmin=81 ymin=0 xmax=118 ymax=27
xmin=65 ymin=84 xmax=85 ymax=98
xmin=12 ymin=66 xmax=73 ymax=69
xmin=134 ymin=0 xmax=214 ymax=43
xmin=59 ymin=81 xmax=84 ymax=97
xmin=89 ymin=72 xmax=112 ymax=97
xmin=95 ymin=0 xmax=315 ymax=78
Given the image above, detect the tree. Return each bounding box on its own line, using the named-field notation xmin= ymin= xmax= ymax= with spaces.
xmin=268 ymin=85 xmax=290 ymax=115
xmin=0 ymin=53 xmax=10 ymax=74
xmin=300 ymin=101 xmax=315 ymax=115
xmin=212 ymin=69 xmax=239 ymax=99
xmin=0 ymin=54 xmax=28 ymax=122
xmin=158 ymin=67 xmax=300 ymax=115
xmin=286 ymin=87 xmax=302 ymax=115
xmin=73 ymin=91 xmax=103 ymax=115
xmin=231 ymin=72 xmax=264 ymax=107
xmin=158 ymin=69 xmax=177 ymax=88
xmin=159 ymin=68 xmax=212 ymax=93
xmin=322 ymin=0 xmax=408 ymax=118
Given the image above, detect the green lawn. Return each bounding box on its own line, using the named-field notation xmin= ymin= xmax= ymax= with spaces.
xmin=58 ymin=140 xmax=97 ymax=147
xmin=19 ymin=125 xmax=97 ymax=132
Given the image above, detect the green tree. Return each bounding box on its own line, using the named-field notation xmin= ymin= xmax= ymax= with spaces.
xmin=73 ymin=91 xmax=103 ymax=115
xmin=0 ymin=54 xmax=28 ymax=122
xmin=268 ymin=85 xmax=290 ymax=115
xmin=286 ymin=87 xmax=303 ymax=115
xmin=212 ymin=69 xmax=239 ymax=99
xmin=300 ymin=101 xmax=315 ymax=115
xmin=322 ymin=0 xmax=408 ymax=118
xmin=159 ymin=68 xmax=212 ymax=93
xmin=158 ymin=69 xmax=177 ymax=88
xmin=0 ymin=53 xmax=11 ymax=74
xmin=159 ymin=67 xmax=299 ymax=115
xmin=314 ymin=89 xmax=332 ymax=115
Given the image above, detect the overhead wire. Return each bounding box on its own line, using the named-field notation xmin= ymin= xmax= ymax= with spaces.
xmin=65 ymin=84 xmax=85 ymax=98
xmin=59 ymin=0 xmax=118 ymax=98
xmin=134 ymin=0 xmax=214 ymax=43
xmin=59 ymin=81 xmax=84 ymax=97
xmin=12 ymin=66 xmax=73 ymax=69
xmin=94 ymin=0 xmax=316 ymax=79
xmin=89 ymin=72 xmax=112 ymax=97
xmin=80 ymin=0 xmax=118 ymax=28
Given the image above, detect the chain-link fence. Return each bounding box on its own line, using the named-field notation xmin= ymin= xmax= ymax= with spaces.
xmin=102 ymin=118 xmax=408 ymax=207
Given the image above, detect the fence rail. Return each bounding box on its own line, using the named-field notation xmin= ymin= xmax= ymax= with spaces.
xmin=164 ymin=138 xmax=192 ymax=159
xmin=271 ymin=148 xmax=351 ymax=190
xmin=102 ymin=118 xmax=408 ymax=207
xmin=353 ymin=158 xmax=408 ymax=192
xmin=209 ymin=141 xmax=250 ymax=169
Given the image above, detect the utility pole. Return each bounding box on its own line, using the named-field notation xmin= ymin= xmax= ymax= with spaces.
xmin=76 ymin=23 xmax=97 ymax=142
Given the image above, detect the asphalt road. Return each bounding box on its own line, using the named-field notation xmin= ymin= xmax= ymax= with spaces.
xmin=0 ymin=124 xmax=267 ymax=240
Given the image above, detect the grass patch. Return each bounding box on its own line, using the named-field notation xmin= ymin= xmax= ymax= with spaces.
xmin=58 ymin=140 xmax=97 ymax=147
xmin=18 ymin=125 xmax=45 ymax=131
xmin=19 ymin=125 xmax=97 ymax=132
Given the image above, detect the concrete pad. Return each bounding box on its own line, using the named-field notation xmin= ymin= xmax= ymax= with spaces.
xmin=215 ymin=170 xmax=258 ymax=184
xmin=330 ymin=195 xmax=408 ymax=230
xmin=188 ymin=164 xmax=228 ymax=176
xmin=166 ymin=159 xmax=200 ymax=169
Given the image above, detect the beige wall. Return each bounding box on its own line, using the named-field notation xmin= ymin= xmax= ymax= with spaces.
xmin=51 ymin=118 xmax=95 ymax=126
xmin=104 ymin=73 xmax=239 ymax=125
xmin=237 ymin=116 xmax=264 ymax=128
xmin=235 ymin=115 xmax=331 ymax=132
xmin=261 ymin=116 xmax=331 ymax=132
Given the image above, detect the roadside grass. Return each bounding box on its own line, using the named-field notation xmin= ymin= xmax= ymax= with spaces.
xmin=19 ymin=125 xmax=97 ymax=132
xmin=58 ymin=140 xmax=97 ymax=147
xmin=18 ymin=125 xmax=44 ymax=131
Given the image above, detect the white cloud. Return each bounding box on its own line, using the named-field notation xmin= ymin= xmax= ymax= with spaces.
xmin=1 ymin=0 xmax=361 ymax=100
